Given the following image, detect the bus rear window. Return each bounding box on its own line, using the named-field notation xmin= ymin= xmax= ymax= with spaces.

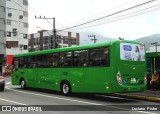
xmin=120 ymin=43 xmax=145 ymax=61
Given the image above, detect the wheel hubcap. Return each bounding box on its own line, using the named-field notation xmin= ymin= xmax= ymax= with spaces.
xmin=21 ymin=81 xmax=25 ymax=88
xmin=63 ymin=84 xmax=69 ymax=94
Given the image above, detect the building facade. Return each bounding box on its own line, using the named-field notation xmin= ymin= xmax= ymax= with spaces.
xmin=0 ymin=0 xmax=28 ymax=55
xmin=28 ymin=30 xmax=80 ymax=52
xmin=0 ymin=0 xmax=28 ymax=73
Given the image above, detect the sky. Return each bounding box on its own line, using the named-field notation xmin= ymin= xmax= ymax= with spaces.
xmin=28 ymin=0 xmax=160 ymax=44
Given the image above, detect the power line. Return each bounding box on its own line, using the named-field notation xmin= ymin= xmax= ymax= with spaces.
xmin=73 ymin=2 xmax=160 ymax=30
xmin=13 ymin=0 xmax=54 ymax=28
xmin=12 ymin=0 xmax=160 ymax=36
xmin=35 ymin=16 xmax=57 ymax=49
xmin=58 ymin=0 xmax=158 ymax=31
xmin=12 ymin=0 xmax=35 ymax=16
xmin=65 ymin=0 xmax=137 ymax=27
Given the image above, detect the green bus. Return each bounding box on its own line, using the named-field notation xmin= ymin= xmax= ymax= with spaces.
xmin=146 ymin=52 xmax=160 ymax=73
xmin=11 ymin=40 xmax=147 ymax=95
xmin=146 ymin=52 xmax=160 ymax=88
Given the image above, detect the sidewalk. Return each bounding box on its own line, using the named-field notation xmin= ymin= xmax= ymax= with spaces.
xmin=114 ymin=90 xmax=160 ymax=102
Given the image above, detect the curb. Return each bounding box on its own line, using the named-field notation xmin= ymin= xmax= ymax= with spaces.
xmin=114 ymin=93 xmax=160 ymax=102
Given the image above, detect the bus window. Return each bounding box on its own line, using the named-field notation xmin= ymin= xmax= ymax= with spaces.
xmin=46 ymin=54 xmax=58 ymax=67
xmin=73 ymin=50 xmax=88 ymax=67
xmin=18 ymin=57 xmax=24 ymax=68
xmin=59 ymin=52 xmax=72 ymax=67
xmin=89 ymin=47 xmax=109 ymax=67
xmin=12 ymin=59 xmax=18 ymax=71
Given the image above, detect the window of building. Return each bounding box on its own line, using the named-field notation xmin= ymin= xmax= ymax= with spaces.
xmin=34 ymin=38 xmax=40 ymax=45
xmin=43 ymin=46 xmax=48 ymax=50
xmin=8 ymin=13 xmax=12 ymax=17
xmin=7 ymin=31 xmax=11 ymax=37
xmin=7 ymin=19 xmax=11 ymax=25
xmin=0 ymin=6 xmax=5 ymax=12
xmin=43 ymin=36 xmax=50 ymax=45
xmin=13 ymin=28 xmax=17 ymax=36
xmin=73 ymin=50 xmax=88 ymax=67
xmin=23 ymin=11 xmax=28 ymax=17
xmin=23 ymin=34 xmax=28 ymax=39
xmin=71 ymin=38 xmax=76 ymax=45
xmin=28 ymin=39 xmax=31 ymax=46
xmin=6 ymin=41 xmax=18 ymax=48
xmin=23 ymin=45 xmax=28 ymax=50
xmin=35 ymin=47 xmax=40 ymax=51
xmin=63 ymin=37 xmax=68 ymax=44
xmin=23 ymin=23 xmax=28 ymax=28
xmin=57 ymin=35 xmax=62 ymax=43
xmin=23 ymin=0 xmax=28 ymax=6
xmin=89 ymin=47 xmax=110 ymax=67
xmin=28 ymin=48 xmax=32 ymax=52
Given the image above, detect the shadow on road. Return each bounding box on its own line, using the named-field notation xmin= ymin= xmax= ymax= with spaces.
xmin=9 ymin=87 xmax=137 ymax=103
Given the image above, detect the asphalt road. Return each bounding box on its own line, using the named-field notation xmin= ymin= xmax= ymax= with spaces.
xmin=0 ymin=77 xmax=159 ymax=114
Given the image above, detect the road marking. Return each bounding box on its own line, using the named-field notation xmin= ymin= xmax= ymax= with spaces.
xmin=0 ymin=98 xmax=26 ymax=105
xmin=138 ymin=111 xmax=159 ymax=114
xmin=6 ymin=82 xmax=11 ymax=85
xmin=96 ymin=95 xmax=132 ymax=100
xmin=6 ymin=87 xmax=102 ymax=105
xmin=6 ymin=87 xmax=158 ymax=114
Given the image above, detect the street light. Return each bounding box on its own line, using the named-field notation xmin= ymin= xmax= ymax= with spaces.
xmin=88 ymin=35 xmax=97 ymax=43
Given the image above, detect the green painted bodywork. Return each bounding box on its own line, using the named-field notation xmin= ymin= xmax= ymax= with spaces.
xmin=12 ymin=40 xmax=147 ymax=94
xmin=146 ymin=52 xmax=160 ymax=57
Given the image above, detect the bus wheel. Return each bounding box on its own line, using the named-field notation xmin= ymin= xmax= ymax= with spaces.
xmin=20 ymin=79 xmax=26 ymax=89
xmin=0 ymin=85 xmax=4 ymax=92
xmin=61 ymin=82 xmax=71 ymax=96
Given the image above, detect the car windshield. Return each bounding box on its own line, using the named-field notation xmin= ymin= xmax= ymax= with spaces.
xmin=120 ymin=43 xmax=145 ymax=61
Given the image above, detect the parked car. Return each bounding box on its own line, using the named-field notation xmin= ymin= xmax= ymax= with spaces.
xmin=0 ymin=76 xmax=5 ymax=91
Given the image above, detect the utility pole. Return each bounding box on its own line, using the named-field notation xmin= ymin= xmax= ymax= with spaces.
xmin=88 ymin=35 xmax=97 ymax=43
xmin=35 ymin=16 xmax=56 ymax=49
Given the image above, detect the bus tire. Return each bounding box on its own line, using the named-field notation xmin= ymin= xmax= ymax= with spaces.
xmin=61 ymin=81 xmax=71 ymax=96
xmin=0 ymin=85 xmax=4 ymax=92
xmin=20 ymin=79 xmax=26 ymax=90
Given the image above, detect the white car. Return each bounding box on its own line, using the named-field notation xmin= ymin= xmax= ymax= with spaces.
xmin=0 ymin=76 xmax=5 ymax=91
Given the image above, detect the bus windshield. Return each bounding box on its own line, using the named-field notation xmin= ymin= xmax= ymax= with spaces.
xmin=120 ymin=43 xmax=145 ymax=61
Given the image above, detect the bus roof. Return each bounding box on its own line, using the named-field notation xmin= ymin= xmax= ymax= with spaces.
xmin=14 ymin=40 xmax=141 ymax=57
xmin=146 ymin=52 xmax=160 ymax=57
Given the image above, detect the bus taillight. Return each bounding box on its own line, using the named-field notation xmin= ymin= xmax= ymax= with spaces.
xmin=117 ymin=72 xmax=122 ymax=85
